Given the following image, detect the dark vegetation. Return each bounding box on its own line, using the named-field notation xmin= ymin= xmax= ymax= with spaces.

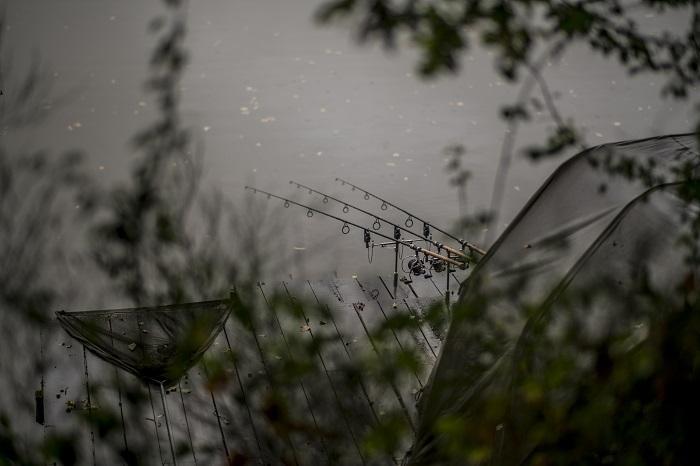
xmin=1 ymin=0 xmax=700 ymax=465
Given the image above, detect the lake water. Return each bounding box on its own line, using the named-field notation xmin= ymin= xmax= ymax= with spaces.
xmin=4 ymin=0 xmax=697 ymax=289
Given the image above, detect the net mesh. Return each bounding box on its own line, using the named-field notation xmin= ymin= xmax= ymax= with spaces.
xmin=408 ymin=133 xmax=700 ymax=464
xmin=56 ymin=299 xmax=231 ymax=386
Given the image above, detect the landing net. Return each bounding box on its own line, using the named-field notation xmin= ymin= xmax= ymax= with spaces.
xmin=56 ymin=299 xmax=231 ymax=386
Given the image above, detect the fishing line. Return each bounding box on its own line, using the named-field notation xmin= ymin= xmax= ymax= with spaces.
xmin=222 ymin=326 xmax=264 ymax=463
xmin=427 ymin=276 xmax=443 ymax=296
xmin=158 ymin=382 xmax=178 ymax=466
xmin=350 ymin=296 xmax=416 ymax=433
xmin=257 ymin=283 xmax=331 ymax=463
xmin=362 ymin=278 xmax=424 ymax=388
xmin=147 ymin=384 xmax=166 ymax=466
xmin=400 ymin=299 xmax=438 ymax=360
xmin=82 ymin=346 xmax=97 ymax=466
xmin=37 ymin=328 xmax=47 ymax=465
xmin=305 ymin=280 xmax=382 ymax=426
xmin=135 ymin=311 xmax=165 ymax=466
xmin=281 ymin=282 xmax=367 ymax=465
xmin=107 ymin=318 xmax=130 ymax=455
xmin=234 ymin=287 xmax=301 ymax=465
xmin=177 ymin=380 xmax=198 ymax=465
xmin=200 ymin=360 xmax=231 ymax=461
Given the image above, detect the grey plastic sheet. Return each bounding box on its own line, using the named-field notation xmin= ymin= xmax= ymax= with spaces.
xmin=408 ymin=133 xmax=700 ymax=465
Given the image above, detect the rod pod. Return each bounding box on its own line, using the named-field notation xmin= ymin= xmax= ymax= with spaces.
xmin=393 ymin=226 xmax=401 ymax=305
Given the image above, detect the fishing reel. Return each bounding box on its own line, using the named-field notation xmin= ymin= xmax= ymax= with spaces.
xmin=407 ymin=257 xmax=426 ymax=276
xmin=429 ymin=257 xmax=445 ymax=273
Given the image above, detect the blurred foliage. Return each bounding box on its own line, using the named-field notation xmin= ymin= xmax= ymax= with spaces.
xmin=415 ymin=255 xmax=700 ymax=465
xmin=2 ymin=0 xmax=700 ymax=465
xmin=316 ymin=0 xmax=700 ymax=225
xmin=317 ymin=0 xmax=700 ymax=92
xmin=89 ymin=0 xmax=238 ymax=307
xmin=0 ymin=7 xmax=96 ymax=464
xmin=316 ymin=0 xmax=700 ymax=117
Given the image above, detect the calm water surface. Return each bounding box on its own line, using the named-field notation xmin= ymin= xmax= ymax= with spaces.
xmin=4 ymin=0 xmax=696 ymax=289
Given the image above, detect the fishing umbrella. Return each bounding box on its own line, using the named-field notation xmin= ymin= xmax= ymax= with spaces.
xmin=407 ymin=133 xmax=700 ymax=465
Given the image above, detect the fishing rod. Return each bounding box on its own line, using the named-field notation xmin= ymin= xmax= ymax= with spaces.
xmin=245 ymin=186 xmax=463 ymax=268
xmin=334 ymin=177 xmax=486 ymax=256
xmin=245 ymin=186 xmax=465 ymax=302
xmin=289 ymin=181 xmax=472 ymax=262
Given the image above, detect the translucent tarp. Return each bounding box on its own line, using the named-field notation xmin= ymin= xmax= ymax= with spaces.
xmin=56 ymin=299 xmax=231 ymax=386
xmin=408 ymin=133 xmax=700 ymax=465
